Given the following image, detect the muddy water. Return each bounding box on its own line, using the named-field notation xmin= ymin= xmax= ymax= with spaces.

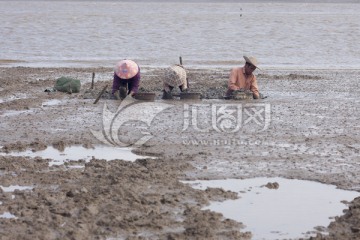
xmin=1 ymin=2 xmax=359 ymax=69
xmin=184 ymin=177 xmax=359 ymax=240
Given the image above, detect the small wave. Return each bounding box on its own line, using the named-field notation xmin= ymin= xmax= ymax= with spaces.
xmin=191 ymin=59 xmax=241 ymax=66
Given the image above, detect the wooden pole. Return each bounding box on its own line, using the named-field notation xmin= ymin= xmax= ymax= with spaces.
xmin=93 ymin=84 xmax=108 ymax=104
xmin=180 ymin=56 xmax=189 ymax=89
xmin=91 ymin=72 xmax=95 ymax=89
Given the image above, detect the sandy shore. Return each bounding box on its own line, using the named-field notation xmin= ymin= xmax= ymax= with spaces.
xmin=0 ymin=66 xmax=360 ymax=239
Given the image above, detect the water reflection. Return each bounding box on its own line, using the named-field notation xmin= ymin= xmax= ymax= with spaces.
xmin=184 ymin=177 xmax=359 ymax=240
xmin=0 ymin=145 xmax=153 ymax=166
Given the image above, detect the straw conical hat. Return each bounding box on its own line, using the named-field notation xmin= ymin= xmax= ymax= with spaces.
xmin=243 ymin=56 xmax=260 ymax=70
xmin=164 ymin=65 xmax=187 ymax=87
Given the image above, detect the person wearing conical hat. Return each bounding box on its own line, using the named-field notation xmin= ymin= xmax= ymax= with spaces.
xmin=226 ymin=56 xmax=260 ymax=99
xmin=162 ymin=64 xmax=188 ymax=99
xmin=112 ymin=59 xmax=140 ymax=99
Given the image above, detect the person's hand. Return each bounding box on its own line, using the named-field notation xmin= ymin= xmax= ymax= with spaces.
xmin=259 ymin=93 xmax=268 ymax=99
xmin=113 ymin=90 xmax=120 ymax=100
xmin=233 ymin=88 xmax=244 ymax=94
xmin=124 ymin=94 xmax=134 ymax=100
xmin=180 ymin=84 xmax=188 ymax=92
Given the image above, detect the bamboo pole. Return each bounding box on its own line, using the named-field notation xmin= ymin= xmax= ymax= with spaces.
xmin=91 ymin=72 xmax=95 ymax=89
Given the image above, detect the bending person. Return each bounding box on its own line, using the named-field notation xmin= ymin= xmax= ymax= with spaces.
xmin=226 ymin=56 xmax=260 ymax=99
xmin=112 ymin=59 xmax=140 ymax=99
xmin=162 ymin=64 xmax=188 ymax=99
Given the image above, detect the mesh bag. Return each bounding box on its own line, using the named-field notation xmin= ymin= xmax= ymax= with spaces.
xmin=54 ymin=77 xmax=81 ymax=93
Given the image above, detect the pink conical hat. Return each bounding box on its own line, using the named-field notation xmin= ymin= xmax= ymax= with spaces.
xmin=115 ymin=59 xmax=139 ymax=79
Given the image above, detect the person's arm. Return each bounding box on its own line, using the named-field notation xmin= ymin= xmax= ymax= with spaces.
xmin=128 ymin=70 xmax=140 ymax=96
xmin=180 ymin=75 xmax=188 ymax=92
xmin=112 ymin=73 xmax=120 ymax=94
xmin=228 ymin=68 xmax=240 ymax=91
xmin=251 ymin=76 xmax=260 ymax=99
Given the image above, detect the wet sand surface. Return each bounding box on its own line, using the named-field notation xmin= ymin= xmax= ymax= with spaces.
xmin=0 ymin=67 xmax=360 ymax=239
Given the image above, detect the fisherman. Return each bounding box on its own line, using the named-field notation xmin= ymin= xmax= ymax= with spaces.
xmin=112 ymin=59 xmax=140 ymax=100
xmin=162 ymin=64 xmax=188 ymax=99
xmin=226 ymin=56 xmax=260 ymax=99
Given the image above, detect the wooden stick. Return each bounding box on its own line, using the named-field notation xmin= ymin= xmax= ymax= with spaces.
xmin=91 ymin=72 xmax=95 ymax=89
xmin=180 ymin=57 xmax=190 ymax=89
xmin=93 ymin=84 xmax=108 ymax=104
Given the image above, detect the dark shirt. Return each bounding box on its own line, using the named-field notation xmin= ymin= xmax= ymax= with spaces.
xmin=112 ymin=69 xmax=141 ymax=94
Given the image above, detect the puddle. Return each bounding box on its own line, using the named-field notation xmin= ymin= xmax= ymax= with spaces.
xmin=0 ymin=212 xmax=17 ymax=219
xmin=0 ymin=94 xmax=29 ymax=104
xmin=0 ymin=145 xmax=153 ymax=166
xmin=66 ymin=165 xmax=85 ymax=169
xmin=1 ymin=109 xmax=33 ymax=117
xmin=0 ymin=185 xmax=34 ymax=192
xmin=183 ymin=177 xmax=359 ymax=240
xmin=41 ymin=99 xmax=63 ymax=107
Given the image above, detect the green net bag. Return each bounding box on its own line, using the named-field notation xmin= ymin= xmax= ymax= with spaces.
xmin=54 ymin=77 xmax=81 ymax=93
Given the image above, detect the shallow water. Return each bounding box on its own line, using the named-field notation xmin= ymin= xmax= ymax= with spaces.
xmin=0 ymin=1 xmax=359 ymax=69
xmin=0 ymin=94 xmax=30 ymax=104
xmin=0 ymin=109 xmax=34 ymax=117
xmin=184 ymin=177 xmax=359 ymax=240
xmin=0 ymin=185 xmax=33 ymax=192
xmin=41 ymin=99 xmax=63 ymax=107
xmin=0 ymin=212 xmax=17 ymax=219
xmin=0 ymin=145 xmax=152 ymax=166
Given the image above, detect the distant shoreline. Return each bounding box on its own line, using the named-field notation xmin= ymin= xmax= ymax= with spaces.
xmin=1 ymin=0 xmax=359 ymax=3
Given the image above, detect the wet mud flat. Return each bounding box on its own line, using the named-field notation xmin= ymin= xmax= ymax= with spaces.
xmin=1 ymin=67 xmax=360 ymax=239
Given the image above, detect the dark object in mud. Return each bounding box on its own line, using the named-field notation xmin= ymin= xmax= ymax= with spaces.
xmin=180 ymin=92 xmax=201 ymax=100
xmin=93 ymin=85 xmax=108 ymax=104
xmin=113 ymin=90 xmax=120 ymax=100
xmin=134 ymin=92 xmax=156 ymax=101
xmin=162 ymin=90 xmax=173 ymax=99
xmin=119 ymin=86 xmax=127 ymax=99
xmin=265 ymin=182 xmax=279 ymax=189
